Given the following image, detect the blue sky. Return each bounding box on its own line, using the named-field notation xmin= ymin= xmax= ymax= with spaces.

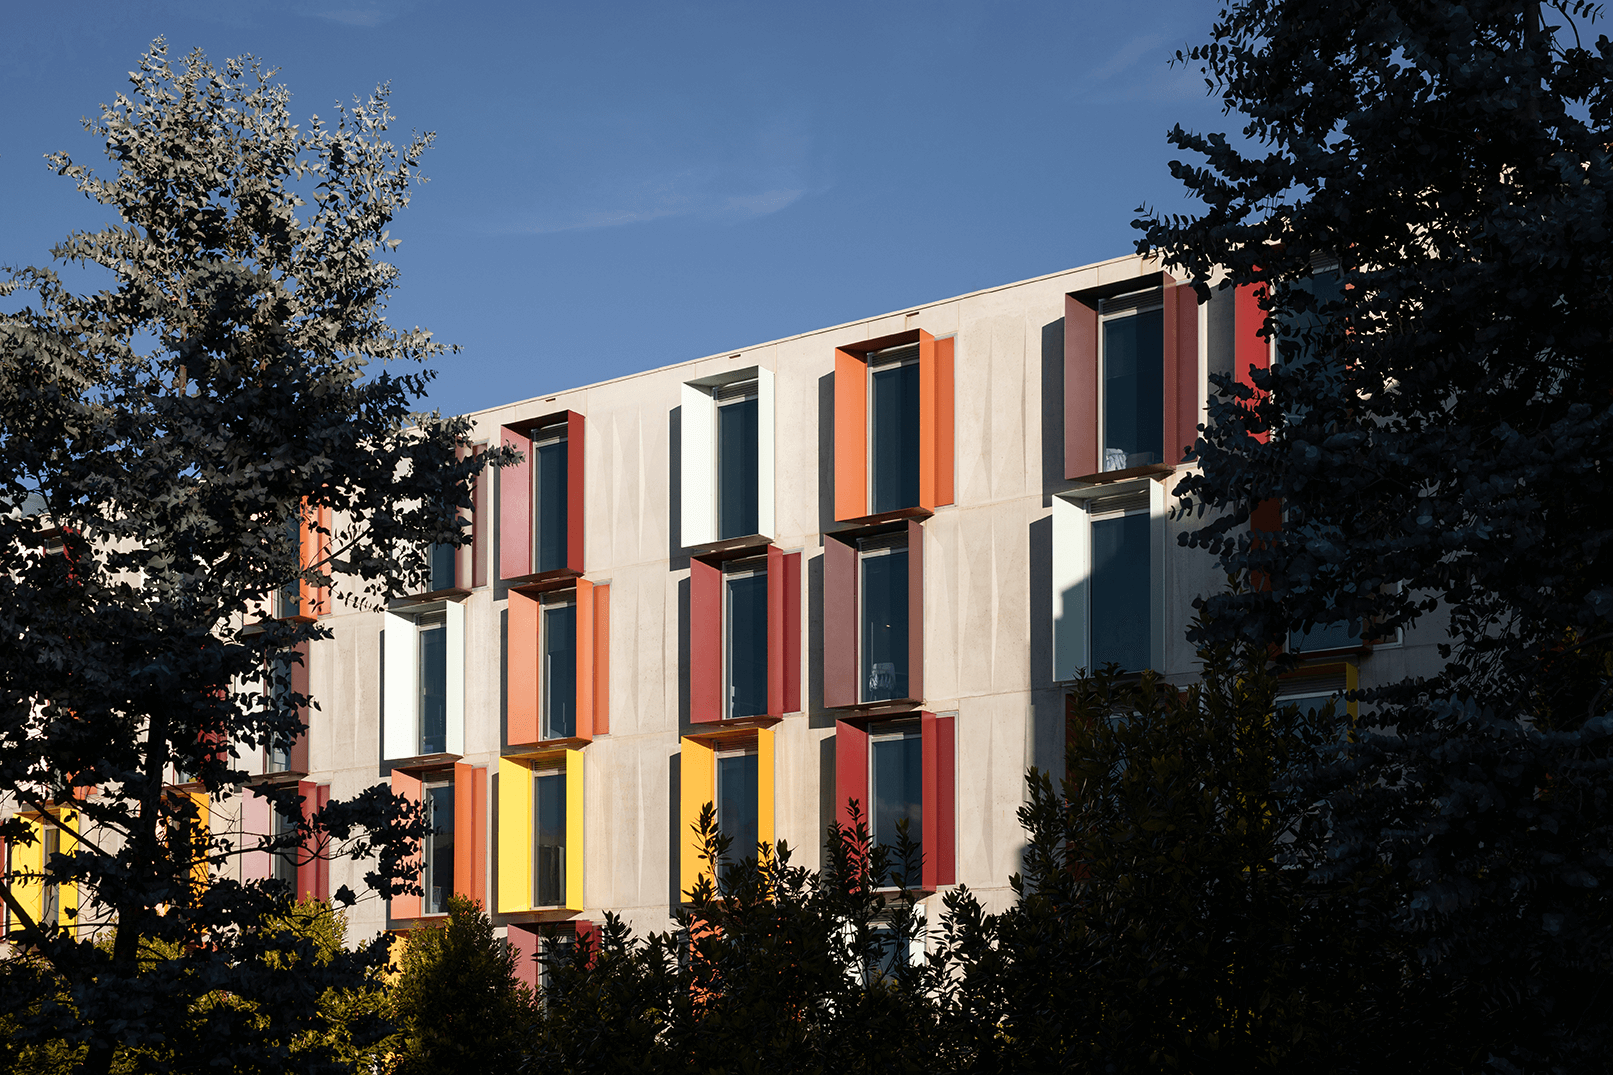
xmin=2 ymin=1 xmax=1233 ymax=418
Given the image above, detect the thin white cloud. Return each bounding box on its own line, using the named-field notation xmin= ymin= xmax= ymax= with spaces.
xmin=1085 ymin=33 xmax=1168 ymax=83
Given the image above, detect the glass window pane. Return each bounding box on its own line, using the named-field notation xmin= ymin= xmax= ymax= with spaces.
xmin=271 ymin=808 xmax=296 ymax=887
xmin=535 ymin=438 xmax=569 ymax=573
xmin=717 ymin=752 xmax=759 ymax=862
xmin=279 ymin=515 xmax=300 ymax=617
xmin=717 ymin=397 xmax=760 ymax=539
xmin=871 ymin=732 xmax=923 ymax=853
xmin=534 ymin=771 xmax=566 ymax=907
xmin=725 ymin=574 xmax=769 ymax=718
xmin=418 ymin=621 xmax=447 ymax=755
xmin=543 ymin=605 xmax=577 ymax=739
xmin=861 ymin=549 xmax=909 ymax=702
xmin=1101 ymin=310 xmax=1164 ymax=471
xmin=425 ymin=782 xmax=454 ymax=915
xmin=1290 ymin=619 xmax=1360 ymax=653
xmin=871 ymin=361 xmax=921 ymax=512
xmin=429 ymin=542 xmax=456 ymax=592
xmin=1091 ymin=513 xmax=1151 ymax=672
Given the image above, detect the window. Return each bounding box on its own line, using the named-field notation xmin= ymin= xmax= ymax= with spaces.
xmin=269 ymin=805 xmax=296 ymax=888
xmin=501 ymin=412 xmax=584 ymax=581
xmin=1276 ymin=662 xmax=1359 ymax=722
xmin=271 ymin=503 xmax=330 ymax=619
xmin=542 ymin=600 xmax=577 ymax=740
xmin=678 ymin=730 xmax=774 ymax=899
xmin=382 ymin=604 xmax=465 ymax=761
xmin=832 ymin=330 xmax=954 ymax=523
xmin=859 ymin=534 xmax=910 ymax=703
xmin=428 ymin=541 xmax=456 ymax=593
xmin=421 ymin=778 xmax=454 ymax=916
xmin=688 ymin=548 xmax=800 ymax=724
xmin=823 ymin=521 xmax=923 ymax=710
xmin=1051 ymin=480 xmax=1168 ymax=680
xmin=260 ymin=642 xmax=308 ymax=775
xmin=533 ymin=767 xmax=566 ymax=907
xmin=497 ymin=751 xmax=584 ymax=913
xmin=680 ymin=368 xmax=776 ymax=548
xmin=1064 ymin=273 xmax=1200 ymax=480
xmin=833 ymin=714 xmax=954 ymax=890
xmin=724 ymin=559 xmax=768 ymax=719
xmin=506 ymin=582 xmax=609 ymax=745
xmin=716 ymin=746 xmax=759 ymax=863
xmin=869 ymin=345 xmax=922 ymax=513
xmin=40 ymin=825 xmax=59 ymax=928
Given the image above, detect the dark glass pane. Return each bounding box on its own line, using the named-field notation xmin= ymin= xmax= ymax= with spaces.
xmin=41 ymin=828 xmax=60 ymax=926
xmin=871 ymin=362 xmax=921 ymax=512
xmin=543 ymin=605 xmax=576 ymax=740
xmin=726 ymin=574 xmax=768 ymax=718
xmin=280 ymin=515 xmax=300 ymax=616
xmin=1091 ymin=513 xmax=1151 ymax=672
xmin=871 ymin=733 xmax=923 ymax=854
xmin=429 ymin=542 xmax=456 ymax=592
xmin=268 ymin=740 xmax=291 ymax=773
xmin=717 ymin=397 xmax=760 ymax=538
xmin=272 ymin=808 xmax=296 ymax=887
xmin=535 ymin=772 xmax=566 ymax=907
xmin=535 ymin=439 xmax=569 ymax=573
xmin=1101 ymin=309 xmax=1164 ymax=471
xmin=1290 ymin=619 xmax=1361 ymax=653
xmin=418 ymin=622 xmax=447 ymax=755
xmin=425 ymin=783 xmax=455 ymax=915
xmin=1277 ymin=271 xmax=1345 ymax=367
xmin=717 ymin=753 xmax=759 ymax=861
xmin=861 ymin=550 xmax=909 ymax=702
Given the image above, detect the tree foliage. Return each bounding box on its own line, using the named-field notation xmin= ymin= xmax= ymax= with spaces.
xmin=0 ymin=41 xmax=504 ymax=1074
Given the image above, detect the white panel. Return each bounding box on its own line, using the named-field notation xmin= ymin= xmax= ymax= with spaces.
xmin=755 ymin=366 xmax=776 ymax=541
xmin=382 ymin=611 xmax=417 ymax=761
xmin=680 ymin=381 xmax=716 ymax=548
xmin=1149 ymin=479 xmax=1169 ymax=672
xmin=445 ymin=600 xmax=465 ymax=755
xmin=1051 ymin=495 xmax=1090 ymax=681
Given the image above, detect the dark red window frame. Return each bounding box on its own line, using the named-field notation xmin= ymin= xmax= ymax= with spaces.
xmin=834 ymin=712 xmax=955 ymax=890
xmin=822 ymin=519 xmax=924 ymax=710
xmin=500 ymin=411 xmax=585 ymax=583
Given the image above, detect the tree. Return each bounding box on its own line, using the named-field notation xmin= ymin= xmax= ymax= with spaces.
xmin=0 ymin=40 xmax=504 ymax=1074
xmin=1138 ymin=2 xmax=1613 ymax=1068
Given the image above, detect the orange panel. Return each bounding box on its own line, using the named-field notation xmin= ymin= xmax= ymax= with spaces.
xmin=454 ymin=762 xmax=474 ymax=903
xmin=918 ymin=330 xmax=937 ymax=510
xmin=575 ymin=578 xmax=595 ymax=741
xmin=472 ymin=765 xmax=488 ymax=908
xmin=834 ymin=348 xmax=868 ymax=521
xmin=389 ymin=769 xmax=422 ymax=920
xmin=298 ymin=503 xmax=330 ymax=618
xmin=507 ymin=590 xmax=541 ymax=745
xmin=934 ymin=336 xmax=954 ymax=506
xmin=593 ymin=584 xmax=610 ymax=736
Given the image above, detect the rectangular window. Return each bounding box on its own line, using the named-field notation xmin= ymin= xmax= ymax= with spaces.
xmin=534 ymin=424 xmax=569 ymax=575
xmin=271 ymin=806 xmax=297 ymax=887
xmin=277 ymin=514 xmax=301 ymax=618
xmin=40 ymin=825 xmax=60 ymax=927
xmin=716 ymin=748 xmax=759 ymax=863
xmin=1090 ymin=505 xmax=1152 ymax=672
xmin=869 ymin=345 xmax=922 ymax=514
xmin=716 ymin=382 xmax=760 ymax=539
xmin=423 ymin=779 xmax=455 ymax=915
xmin=533 ymin=769 xmax=566 ymax=907
xmin=542 ymin=601 xmax=577 ymax=740
xmin=870 ymin=726 xmax=923 ymax=855
xmin=1099 ymin=301 xmax=1164 ymax=472
xmin=860 ymin=535 xmax=910 ymax=703
xmin=724 ymin=560 xmax=768 ymax=719
xmin=417 ymin=613 xmax=448 ymax=755
xmin=428 ymin=542 xmax=456 ymax=593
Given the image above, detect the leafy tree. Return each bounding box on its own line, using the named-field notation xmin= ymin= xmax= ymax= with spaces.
xmin=0 ymin=40 xmax=503 ymax=1074
xmin=1139 ymin=1 xmax=1613 ymax=1068
xmin=387 ymin=896 xmax=535 ymax=1075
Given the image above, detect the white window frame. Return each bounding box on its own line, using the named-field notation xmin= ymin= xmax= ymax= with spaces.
xmin=1097 ymin=292 xmax=1165 ymax=474
xmin=382 ymin=600 xmax=465 ymax=761
xmin=680 ymin=366 xmax=775 ymax=548
xmin=1051 ymin=477 xmax=1168 ymax=680
xmin=722 ymin=557 xmax=768 ymax=720
xmin=421 ymin=776 xmax=453 ymax=916
xmin=857 ymin=534 xmax=909 ymax=704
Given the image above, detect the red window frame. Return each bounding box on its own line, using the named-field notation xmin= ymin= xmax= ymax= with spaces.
xmin=500 ymin=411 xmax=585 ymax=583
xmin=822 ymin=519 xmax=924 ymax=710
xmin=834 ymin=712 xmax=955 ymax=890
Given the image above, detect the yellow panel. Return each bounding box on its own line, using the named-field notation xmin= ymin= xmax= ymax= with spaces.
xmin=756 ymin=728 xmax=775 ymax=855
xmin=1344 ymin=661 xmax=1360 ymax=724
xmin=58 ymin=808 xmax=78 ymax=932
xmin=12 ymin=816 xmax=43 ymax=931
xmin=679 ymin=738 xmax=715 ymax=901
xmin=188 ymin=793 xmax=211 ymax=893
xmin=497 ymin=757 xmax=532 ymax=914
xmin=564 ymin=749 xmax=585 ymax=912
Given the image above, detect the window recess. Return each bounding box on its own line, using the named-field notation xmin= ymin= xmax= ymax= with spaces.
xmin=498 ymin=751 xmax=584 ymax=914
xmin=678 ymin=728 xmax=775 ymax=901
xmin=833 ymin=330 xmax=954 ymax=524
xmin=680 ymin=367 xmax=776 ymax=549
xmin=823 ymin=520 xmax=924 ymax=710
xmin=382 ymin=601 xmax=466 ymax=762
xmin=834 ymin=713 xmax=954 ymax=890
xmin=688 ymin=546 xmax=801 ymax=724
xmin=388 ymin=761 xmax=486 ymax=921
xmin=1051 ymin=478 xmax=1168 ymax=680
xmin=500 ymin=411 xmax=585 ymax=583
xmin=506 ymin=580 xmax=610 ymax=746
xmin=507 ymin=920 xmax=598 ymax=993
xmin=241 ymin=781 xmax=331 ymax=902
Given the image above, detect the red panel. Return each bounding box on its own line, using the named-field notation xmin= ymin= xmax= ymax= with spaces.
xmin=472 ymin=445 xmax=488 ymax=588
xmin=823 ymin=537 xmax=858 ymax=709
xmin=314 ymin=784 xmax=331 ymax=900
xmin=934 ymin=337 xmax=955 ymax=507
xmin=834 ymin=720 xmax=870 ymax=832
xmin=507 ymin=590 xmax=540 ymax=746
xmin=1162 ymin=278 xmax=1181 ymax=464
xmin=1173 ymin=283 xmax=1201 ymax=464
xmin=690 ymin=557 xmax=723 ymax=723
xmin=296 ymin=779 xmax=319 ymax=902
xmin=575 ymin=578 xmax=595 ymax=741
xmin=766 ymin=544 xmax=785 ymax=719
xmin=472 ymin=765 xmax=487 ymax=908
xmin=782 ymin=552 xmax=801 ymax=714
xmin=922 ymin=713 xmax=955 ymax=889
xmin=1065 ymin=294 xmax=1099 ymax=480
xmin=1235 ymin=283 xmax=1270 ymax=443
xmin=454 ymin=761 xmax=474 ymax=902
xmin=574 ymin=918 xmax=599 ymax=968
xmin=592 ymin=584 xmax=610 ymax=736
xmin=834 ymin=348 xmax=868 ymax=521
xmin=500 ymin=426 xmax=533 ymax=580
xmin=390 ymin=770 xmax=422 ymax=920
xmin=1250 ymin=498 xmax=1283 ymax=594
xmin=906 ymin=519 xmax=925 ymax=704
xmin=918 ymin=329 xmax=938 ymax=510
xmin=566 ymin=411 xmax=586 ymax=575
xmin=288 ymin=642 xmax=310 ymax=773
xmin=507 ymin=923 xmax=540 ymax=991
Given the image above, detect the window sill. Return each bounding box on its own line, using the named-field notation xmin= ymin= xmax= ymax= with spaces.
xmin=507 ymin=569 xmax=583 ymax=595
xmin=683 ymin=532 xmax=773 ymax=557
xmin=385 ymin=752 xmax=463 ymax=774
xmin=390 ymin=586 xmax=472 ymax=607
xmin=245 ymin=770 xmax=308 ymax=786
xmin=500 ymin=908 xmax=584 ymax=925
xmin=503 ymin=738 xmax=589 ymax=758
xmin=1065 ymin=462 xmax=1176 ymax=487
xmin=686 ymin=714 xmax=783 ymax=734
xmin=831 ymin=700 xmax=923 ymax=719
xmin=829 ymin=504 xmax=933 ymax=532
